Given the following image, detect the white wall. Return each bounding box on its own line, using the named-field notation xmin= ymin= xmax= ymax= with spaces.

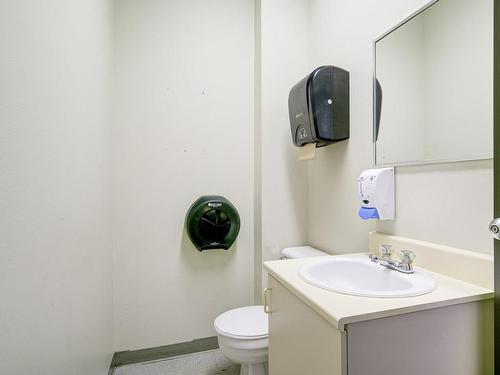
xmin=307 ymin=0 xmax=493 ymax=255
xmin=0 ymin=0 xmax=113 ymax=374
xmin=112 ymin=0 xmax=255 ymax=350
xmin=260 ymin=0 xmax=310 ymax=287
xmin=377 ymin=160 xmax=493 ymax=254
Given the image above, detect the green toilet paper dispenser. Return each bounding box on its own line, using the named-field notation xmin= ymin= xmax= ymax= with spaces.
xmin=185 ymin=195 xmax=240 ymax=251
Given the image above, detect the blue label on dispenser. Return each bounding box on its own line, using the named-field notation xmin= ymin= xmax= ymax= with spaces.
xmin=358 ymin=207 xmax=380 ymax=220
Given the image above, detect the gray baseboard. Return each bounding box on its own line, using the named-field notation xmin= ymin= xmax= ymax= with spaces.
xmin=110 ymin=336 xmax=219 ymax=368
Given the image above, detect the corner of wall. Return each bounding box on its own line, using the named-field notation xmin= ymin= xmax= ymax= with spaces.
xmin=253 ymin=0 xmax=263 ymax=304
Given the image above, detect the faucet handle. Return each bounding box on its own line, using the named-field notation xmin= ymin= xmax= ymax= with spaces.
xmin=399 ymin=250 xmax=415 ymax=271
xmin=379 ymin=244 xmax=393 ymax=260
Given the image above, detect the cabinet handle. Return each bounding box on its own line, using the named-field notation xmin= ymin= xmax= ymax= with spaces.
xmin=263 ymin=287 xmax=272 ymax=314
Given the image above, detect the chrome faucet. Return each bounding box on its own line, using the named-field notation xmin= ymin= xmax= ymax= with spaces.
xmin=369 ymin=245 xmax=416 ymax=274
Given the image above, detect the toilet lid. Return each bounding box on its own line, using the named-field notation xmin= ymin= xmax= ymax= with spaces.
xmin=214 ymin=305 xmax=268 ymax=339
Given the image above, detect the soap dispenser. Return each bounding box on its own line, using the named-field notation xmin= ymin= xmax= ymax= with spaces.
xmin=358 ymin=167 xmax=394 ymax=220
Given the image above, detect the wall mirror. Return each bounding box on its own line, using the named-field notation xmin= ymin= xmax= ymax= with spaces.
xmin=374 ymin=0 xmax=493 ymax=167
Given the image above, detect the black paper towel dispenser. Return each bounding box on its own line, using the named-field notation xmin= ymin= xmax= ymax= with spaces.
xmin=288 ymin=65 xmax=349 ymax=147
xmin=185 ymin=195 xmax=240 ymax=251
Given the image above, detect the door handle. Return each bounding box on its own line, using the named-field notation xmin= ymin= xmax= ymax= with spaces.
xmin=263 ymin=287 xmax=272 ymax=314
xmin=489 ymin=218 xmax=500 ymax=240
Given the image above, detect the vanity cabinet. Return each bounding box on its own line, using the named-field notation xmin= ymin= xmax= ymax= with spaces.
xmin=268 ymin=276 xmax=344 ymax=375
xmin=267 ymin=275 xmax=493 ymax=375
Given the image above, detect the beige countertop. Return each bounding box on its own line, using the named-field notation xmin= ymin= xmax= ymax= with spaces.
xmin=263 ymin=254 xmax=494 ymax=331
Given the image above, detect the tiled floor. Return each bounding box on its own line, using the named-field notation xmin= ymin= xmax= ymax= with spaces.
xmin=113 ymin=349 xmax=240 ymax=375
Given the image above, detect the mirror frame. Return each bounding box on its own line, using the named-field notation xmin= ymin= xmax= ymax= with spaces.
xmin=372 ymin=0 xmax=494 ymax=167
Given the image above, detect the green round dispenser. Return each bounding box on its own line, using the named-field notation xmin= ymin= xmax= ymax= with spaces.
xmin=185 ymin=195 xmax=240 ymax=251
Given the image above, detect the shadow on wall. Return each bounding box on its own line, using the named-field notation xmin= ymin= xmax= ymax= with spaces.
xmin=284 ymin=135 xmax=310 ymax=242
xmin=307 ymin=138 xmax=377 ymax=254
xmin=179 ymin=228 xmax=236 ymax=272
xmin=318 ymin=140 xmax=350 ymax=172
xmin=308 ymin=140 xmax=351 ymax=201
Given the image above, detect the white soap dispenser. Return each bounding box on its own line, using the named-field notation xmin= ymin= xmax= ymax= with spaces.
xmin=358 ymin=167 xmax=394 ymax=220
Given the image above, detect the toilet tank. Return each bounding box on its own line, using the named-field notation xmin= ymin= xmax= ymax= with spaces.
xmin=281 ymin=246 xmax=326 ymax=259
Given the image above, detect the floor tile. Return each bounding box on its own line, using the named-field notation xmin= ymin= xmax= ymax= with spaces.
xmin=114 ymin=349 xmax=240 ymax=375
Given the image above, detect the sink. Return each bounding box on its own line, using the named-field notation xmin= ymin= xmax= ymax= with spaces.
xmin=299 ymin=255 xmax=437 ymax=298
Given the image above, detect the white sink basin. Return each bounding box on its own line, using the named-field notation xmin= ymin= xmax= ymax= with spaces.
xmin=299 ymin=255 xmax=437 ymax=298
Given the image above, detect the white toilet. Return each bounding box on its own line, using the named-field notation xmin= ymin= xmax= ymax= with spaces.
xmin=214 ymin=246 xmax=326 ymax=375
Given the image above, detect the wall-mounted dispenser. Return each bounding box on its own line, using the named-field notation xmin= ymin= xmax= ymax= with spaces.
xmin=288 ymin=65 xmax=350 ymax=151
xmin=358 ymin=167 xmax=394 ymax=220
xmin=185 ymin=195 xmax=240 ymax=251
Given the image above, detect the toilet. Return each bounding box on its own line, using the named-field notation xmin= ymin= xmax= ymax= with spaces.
xmin=214 ymin=246 xmax=326 ymax=375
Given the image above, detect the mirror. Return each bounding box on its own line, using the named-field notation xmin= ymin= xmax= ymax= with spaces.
xmin=374 ymin=0 xmax=493 ymax=166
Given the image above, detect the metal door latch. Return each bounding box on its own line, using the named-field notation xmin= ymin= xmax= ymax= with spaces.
xmin=489 ymin=218 xmax=500 ymax=240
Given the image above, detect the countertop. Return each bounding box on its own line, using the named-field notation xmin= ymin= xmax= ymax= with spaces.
xmin=263 ymin=254 xmax=494 ymax=331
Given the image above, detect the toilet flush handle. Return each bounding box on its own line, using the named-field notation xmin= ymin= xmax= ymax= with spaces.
xmin=263 ymin=288 xmax=272 ymax=314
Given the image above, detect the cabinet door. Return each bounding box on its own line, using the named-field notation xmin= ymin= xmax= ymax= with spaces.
xmin=268 ymin=275 xmax=344 ymax=375
xmin=347 ymin=300 xmax=494 ymax=375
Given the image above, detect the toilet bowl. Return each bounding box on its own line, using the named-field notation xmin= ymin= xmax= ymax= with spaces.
xmin=214 ymin=246 xmax=327 ymax=375
xmin=215 ymin=306 xmax=268 ymax=375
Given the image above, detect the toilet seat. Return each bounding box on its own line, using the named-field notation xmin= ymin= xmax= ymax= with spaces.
xmin=214 ymin=305 xmax=268 ymax=340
